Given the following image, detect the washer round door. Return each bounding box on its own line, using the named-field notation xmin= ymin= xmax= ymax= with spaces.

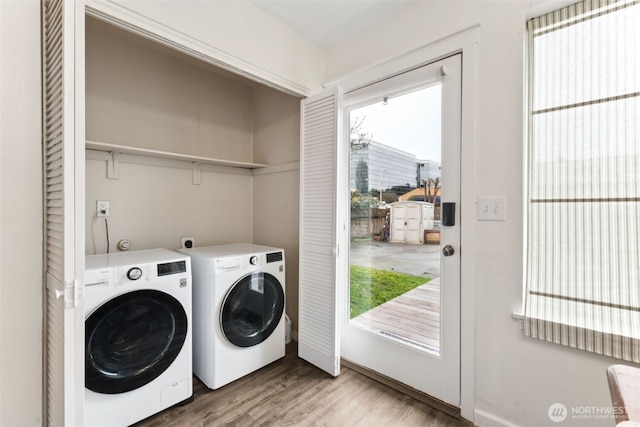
xmin=220 ymin=272 xmax=285 ymax=347
xmin=85 ymin=290 xmax=188 ymax=394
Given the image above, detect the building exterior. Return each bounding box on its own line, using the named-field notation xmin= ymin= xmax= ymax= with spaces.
xmin=350 ymin=140 xmax=441 ymax=193
xmin=417 ymin=159 xmax=441 ymax=184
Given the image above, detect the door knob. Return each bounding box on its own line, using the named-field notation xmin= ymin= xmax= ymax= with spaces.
xmin=442 ymin=244 xmax=455 ymax=257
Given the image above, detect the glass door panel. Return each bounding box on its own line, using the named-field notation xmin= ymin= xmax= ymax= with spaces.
xmin=340 ymin=54 xmax=461 ymax=406
xmin=348 ymin=85 xmax=443 ymax=354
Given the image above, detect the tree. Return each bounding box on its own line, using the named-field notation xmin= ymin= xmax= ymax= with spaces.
xmin=422 ymin=177 xmax=441 ymax=204
xmin=350 ymin=115 xmax=372 ymax=153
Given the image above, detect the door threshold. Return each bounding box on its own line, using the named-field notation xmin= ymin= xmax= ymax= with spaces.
xmin=341 ymin=358 xmax=466 ymax=422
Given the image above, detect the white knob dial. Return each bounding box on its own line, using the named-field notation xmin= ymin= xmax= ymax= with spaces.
xmin=127 ymin=267 xmax=143 ymax=280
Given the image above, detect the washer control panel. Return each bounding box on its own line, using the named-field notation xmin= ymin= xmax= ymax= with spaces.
xmin=85 ymin=249 xmax=191 ymax=290
xmin=115 ymin=264 xmax=151 ymax=286
xmin=85 ymin=268 xmax=112 ymax=288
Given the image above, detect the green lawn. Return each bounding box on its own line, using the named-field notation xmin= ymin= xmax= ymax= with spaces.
xmin=349 ymin=265 xmax=429 ymax=319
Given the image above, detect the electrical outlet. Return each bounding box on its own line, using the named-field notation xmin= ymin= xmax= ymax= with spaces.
xmin=181 ymin=237 xmax=195 ymax=249
xmin=97 ymin=200 xmax=110 ymax=218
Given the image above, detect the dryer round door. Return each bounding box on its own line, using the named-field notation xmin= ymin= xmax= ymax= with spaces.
xmin=220 ymin=272 xmax=285 ymax=348
xmin=85 ymin=290 xmax=188 ymax=394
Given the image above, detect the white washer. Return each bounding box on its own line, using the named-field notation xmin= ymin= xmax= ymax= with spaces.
xmin=179 ymin=243 xmax=285 ymax=390
xmin=84 ymin=249 xmax=192 ymax=427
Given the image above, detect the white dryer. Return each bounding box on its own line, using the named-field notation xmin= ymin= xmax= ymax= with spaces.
xmin=84 ymin=249 xmax=192 ymax=427
xmin=179 ymin=243 xmax=285 ymax=390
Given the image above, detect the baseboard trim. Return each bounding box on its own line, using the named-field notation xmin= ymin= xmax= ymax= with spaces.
xmin=340 ymin=358 xmax=470 ymax=423
xmin=474 ymin=408 xmax=522 ymax=427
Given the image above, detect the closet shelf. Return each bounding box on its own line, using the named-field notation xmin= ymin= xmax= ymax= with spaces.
xmin=85 ymin=141 xmax=269 ymax=169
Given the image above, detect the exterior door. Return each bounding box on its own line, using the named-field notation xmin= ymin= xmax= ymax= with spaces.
xmin=42 ymin=0 xmax=86 ymax=424
xmin=340 ymin=54 xmax=462 ymax=406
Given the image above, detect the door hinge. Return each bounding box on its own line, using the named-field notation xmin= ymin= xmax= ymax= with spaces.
xmin=64 ymin=279 xmax=82 ymax=308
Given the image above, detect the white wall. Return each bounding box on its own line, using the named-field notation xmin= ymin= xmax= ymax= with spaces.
xmin=0 ymin=0 xmax=43 ymax=425
xmin=326 ymin=2 xmax=622 ymax=426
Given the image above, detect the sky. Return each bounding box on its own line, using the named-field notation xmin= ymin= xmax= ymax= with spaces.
xmin=349 ymin=84 xmax=442 ymax=161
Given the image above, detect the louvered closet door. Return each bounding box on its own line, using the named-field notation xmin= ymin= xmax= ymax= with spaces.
xmin=42 ymin=0 xmax=85 ymax=425
xmin=298 ymin=88 xmax=342 ymax=376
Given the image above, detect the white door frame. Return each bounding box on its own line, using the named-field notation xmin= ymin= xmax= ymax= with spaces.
xmin=330 ymin=26 xmax=479 ymax=421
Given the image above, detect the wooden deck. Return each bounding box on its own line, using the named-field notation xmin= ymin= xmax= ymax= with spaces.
xmin=351 ymin=278 xmax=441 ymax=354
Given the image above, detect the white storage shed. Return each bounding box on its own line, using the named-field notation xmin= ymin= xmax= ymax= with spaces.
xmin=389 ymin=201 xmax=435 ymax=244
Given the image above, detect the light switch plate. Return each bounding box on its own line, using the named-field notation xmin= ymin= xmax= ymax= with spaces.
xmin=478 ymin=196 xmax=506 ymax=221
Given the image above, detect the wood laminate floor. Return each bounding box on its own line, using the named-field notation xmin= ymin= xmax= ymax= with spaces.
xmin=133 ymin=343 xmax=470 ymax=427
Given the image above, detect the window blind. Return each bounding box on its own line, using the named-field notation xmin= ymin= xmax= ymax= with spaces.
xmin=524 ymin=0 xmax=640 ymax=362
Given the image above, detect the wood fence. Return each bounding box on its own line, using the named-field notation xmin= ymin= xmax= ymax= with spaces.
xmin=351 ymin=208 xmax=389 ymax=239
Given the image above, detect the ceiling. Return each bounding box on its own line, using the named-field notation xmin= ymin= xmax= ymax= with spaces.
xmin=248 ymin=0 xmax=415 ymax=48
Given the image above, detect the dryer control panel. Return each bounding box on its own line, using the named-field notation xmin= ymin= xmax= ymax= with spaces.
xmin=215 ymin=257 xmax=242 ymax=272
xmin=266 ymin=251 xmax=283 ymax=263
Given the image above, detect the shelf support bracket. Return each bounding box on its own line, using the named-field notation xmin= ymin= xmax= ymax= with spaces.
xmin=192 ymin=162 xmax=201 ymax=185
xmin=107 ymin=151 xmax=120 ymax=180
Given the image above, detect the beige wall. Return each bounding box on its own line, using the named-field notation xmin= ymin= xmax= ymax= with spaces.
xmin=85 ymin=16 xmax=300 ymax=262
xmin=86 ymin=17 xmax=254 ymax=160
xmin=85 ymin=161 xmax=256 ymax=253
xmin=0 ymin=0 xmax=43 ymax=425
xmin=85 ymin=14 xmax=302 ymax=331
xmin=252 ymin=85 xmax=301 ymax=332
xmin=325 ymin=2 xmax=620 ymax=426
xmin=85 ymin=18 xmax=267 ymax=254
xmin=87 ymin=0 xmax=325 ymax=95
